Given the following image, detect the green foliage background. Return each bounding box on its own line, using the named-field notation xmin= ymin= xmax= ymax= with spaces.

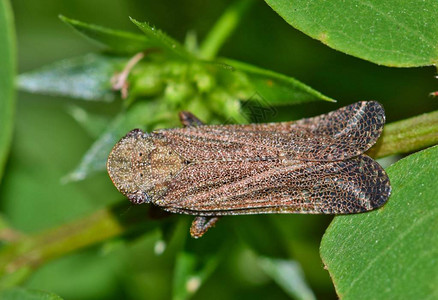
xmin=0 ymin=0 xmax=437 ymax=299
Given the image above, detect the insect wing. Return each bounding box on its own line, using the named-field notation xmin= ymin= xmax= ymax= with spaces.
xmin=156 ymin=101 xmax=385 ymax=162
xmin=157 ymin=154 xmax=391 ymax=215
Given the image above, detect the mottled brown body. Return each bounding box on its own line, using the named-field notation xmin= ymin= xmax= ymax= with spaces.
xmin=107 ymin=101 xmax=391 ymax=238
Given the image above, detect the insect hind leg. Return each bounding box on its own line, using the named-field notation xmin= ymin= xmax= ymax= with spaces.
xmin=190 ymin=216 xmax=221 ymax=238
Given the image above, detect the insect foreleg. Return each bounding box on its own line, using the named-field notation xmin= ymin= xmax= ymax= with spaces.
xmin=178 ymin=111 xmax=205 ymax=127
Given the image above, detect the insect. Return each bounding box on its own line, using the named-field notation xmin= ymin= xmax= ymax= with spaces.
xmin=107 ymin=101 xmax=391 ymax=238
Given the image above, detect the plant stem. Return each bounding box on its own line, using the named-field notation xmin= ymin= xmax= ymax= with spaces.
xmin=0 ymin=0 xmax=16 ymax=183
xmin=367 ymin=110 xmax=438 ymax=159
xmin=0 ymin=203 xmax=160 ymax=288
xmin=199 ymin=0 xmax=253 ymax=60
xmin=0 ymin=109 xmax=437 ymax=287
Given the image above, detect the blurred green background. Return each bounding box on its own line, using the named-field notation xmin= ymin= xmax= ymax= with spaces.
xmin=2 ymin=0 xmax=437 ymax=299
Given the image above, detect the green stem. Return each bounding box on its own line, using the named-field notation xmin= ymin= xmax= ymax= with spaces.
xmin=367 ymin=110 xmax=438 ymax=159
xmin=0 ymin=0 xmax=16 ymax=183
xmin=0 ymin=109 xmax=437 ymax=288
xmin=199 ymin=0 xmax=253 ymax=60
xmin=0 ymin=203 xmax=159 ymax=288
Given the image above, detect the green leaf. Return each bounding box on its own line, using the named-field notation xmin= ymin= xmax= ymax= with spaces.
xmin=63 ymin=101 xmax=169 ymax=182
xmin=0 ymin=0 xmax=16 ymax=182
xmin=59 ymin=15 xmax=150 ymax=55
xmin=258 ymin=257 xmax=316 ymax=300
xmin=0 ymin=288 xmax=63 ymax=300
xmin=18 ymin=54 xmax=124 ymax=101
xmin=66 ymin=105 xmax=110 ymax=139
xmin=265 ymin=0 xmax=438 ymax=67
xmin=221 ymin=59 xmax=335 ymax=105
xmin=320 ymin=146 xmax=438 ymax=299
xmin=172 ymin=251 xmax=218 ymax=300
xmin=130 ymin=18 xmax=195 ymax=61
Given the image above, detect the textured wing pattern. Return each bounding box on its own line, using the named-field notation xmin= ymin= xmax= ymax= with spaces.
xmin=157 ymin=154 xmax=391 ymax=215
xmin=156 ymin=101 xmax=385 ymax=162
